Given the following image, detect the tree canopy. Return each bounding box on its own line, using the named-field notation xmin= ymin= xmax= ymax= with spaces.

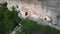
xmin=0 ymin=5 xmax=20 ymax=34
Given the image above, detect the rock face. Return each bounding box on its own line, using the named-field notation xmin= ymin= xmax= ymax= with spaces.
xmin=39 ymin=0 xmax=60 ymax=29
xmin=1 ymin=0 xmax=60 ymax=29
xmin=0 ymin=0 xmax=6 ymax=3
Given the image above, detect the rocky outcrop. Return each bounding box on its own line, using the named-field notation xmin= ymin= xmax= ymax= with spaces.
xmin=1 ymin=0 xmax=60 ymax=29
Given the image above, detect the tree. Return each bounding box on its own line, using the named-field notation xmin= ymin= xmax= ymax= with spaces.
xmin=0 ymin=5 xmax=20 ymax=34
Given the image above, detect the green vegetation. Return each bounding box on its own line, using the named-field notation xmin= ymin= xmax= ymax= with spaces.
xmin=0 ymin=5 xmax=20 ymax=34
xmin=15 ymin=19 xmax=60 ymax=34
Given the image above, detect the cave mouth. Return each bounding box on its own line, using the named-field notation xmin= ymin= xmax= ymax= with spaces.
xmin=25 ymin=12 xmax=28 ymax=16
xmin=16 ymin=5 xmax=18 ymax=8
xmin=44 ymin=18 xmax=47 ymax=20
xmin=3 ymin=2 xmax=7 ymax=7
